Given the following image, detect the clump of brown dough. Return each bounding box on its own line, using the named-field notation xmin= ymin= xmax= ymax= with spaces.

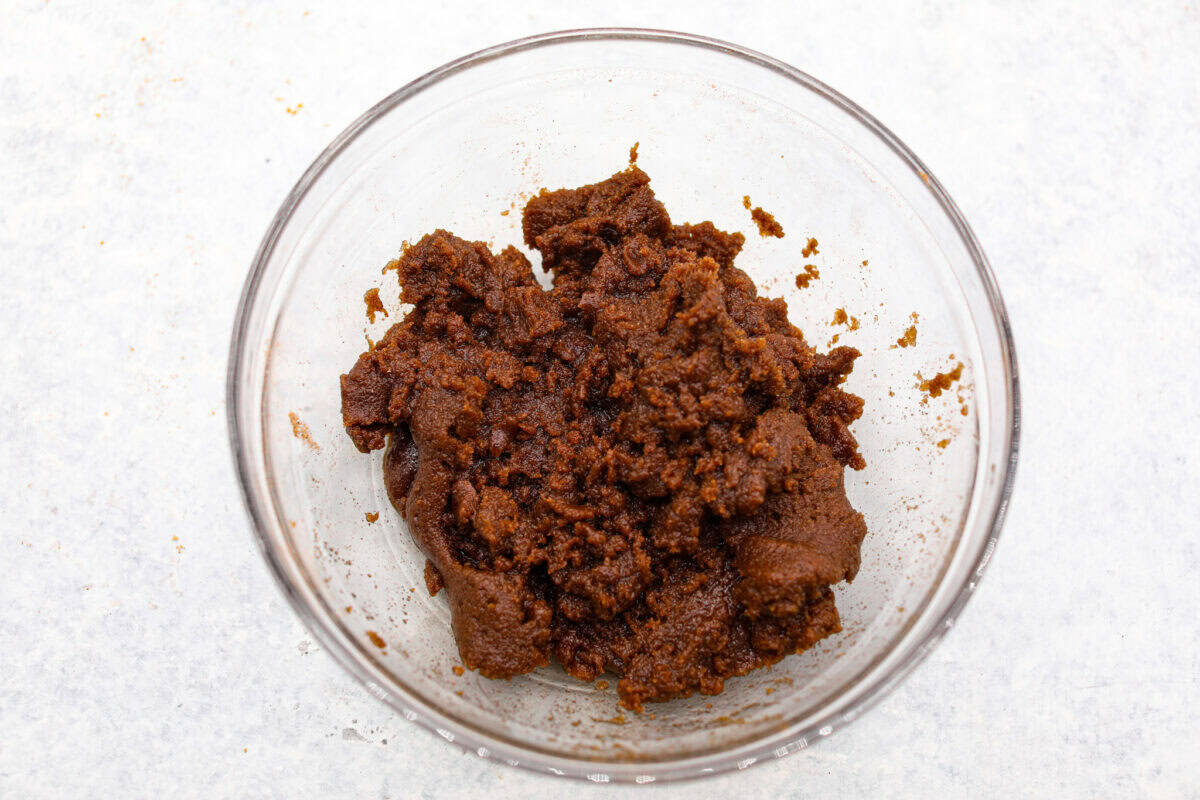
xmin=341 ymin=167 xmax=868 ymax=710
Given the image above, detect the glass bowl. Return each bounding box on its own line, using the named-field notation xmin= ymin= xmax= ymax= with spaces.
xmin=227 ymin=28 xmax=1019 ymax=783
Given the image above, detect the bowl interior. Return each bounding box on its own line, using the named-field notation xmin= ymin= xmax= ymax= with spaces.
xmin=237 ymin=33 xmax=1009 ymax=779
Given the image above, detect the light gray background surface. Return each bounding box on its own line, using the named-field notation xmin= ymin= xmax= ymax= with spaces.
xmin=2 ymin=1 xmax=1198 ymax=797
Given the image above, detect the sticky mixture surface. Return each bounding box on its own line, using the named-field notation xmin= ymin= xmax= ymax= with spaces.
xmin=341 ymin=167 xmax=867 ymax=710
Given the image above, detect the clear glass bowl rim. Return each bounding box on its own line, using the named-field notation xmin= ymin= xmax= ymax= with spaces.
xmin=227 ymin=27 xmax=1021 ymax=783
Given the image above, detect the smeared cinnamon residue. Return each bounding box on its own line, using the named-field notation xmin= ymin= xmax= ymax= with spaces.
xmin=918 ymin=362 xmax=965 ymax=397
xmin=801 ymin=238 xmax=819 ymax=257
xmin=288 ymin=412 xmax=319 ymax=451
xmin=364 ymin=288 xmax=387 ymax=323
xmin=794 ymin=264 xmax=820 ymax=289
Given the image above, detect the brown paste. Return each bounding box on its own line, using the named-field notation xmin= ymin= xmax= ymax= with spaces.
xmin=340 ymin=167 xmax=868 ymax=710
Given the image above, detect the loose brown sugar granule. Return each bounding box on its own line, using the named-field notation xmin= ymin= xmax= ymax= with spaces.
xmin=288 ymin=412 xmax=319 ymax=451
xmin=628 ymin=141 xmax=639 ymax=165
xmin=340 ymin=166 xmax=867 ymax=710
xmin=801 ymin=237 xmax=819 ymax=257
xmin=366 ymin=631 xmax=386 ymax=649
xmin=500 ymin=209 xmax=510 ymax=216
xmin=364 ymin=288 xmax=387 ymax=323
xmin=893 ymin=325 xmax=918 ymax=349
xmin=861 ymin=259 xmax=868 ymax=266
xmin=918 ymin=362 xmax=965 ymax=397
xmin=936 ymin=438 xmax=951 ymax=449
xmin=365 ymin=512 xmax=379 ymax=523
xmin=742 ymin=195 xmax=752 ymax=209
xmin=452 ymin=665 xmax=465 ymax=676
xmin=795 ymin=264 xmax=820 ymax=288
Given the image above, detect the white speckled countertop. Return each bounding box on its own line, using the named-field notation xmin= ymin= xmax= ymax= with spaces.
xmin=2 ymin=1 xmax=1198 ymax=796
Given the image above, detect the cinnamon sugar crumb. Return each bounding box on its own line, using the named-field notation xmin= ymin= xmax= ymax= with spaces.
xmin=365 ymin=512 xmax=379 ymax=523
xmin=917 ymin=362 xmax=964 ymax=397
xmin=831 ymin=308 xmax=860 ymax=330
xmin=801 ymin=238 xmax=819 ymax=257
xmin=794 ymin=264 xmax=820 ymax=289
xmin=894 ymin=325 xmax=918 ymax=348
xmin=366 ymin=631 xmax=386 ymax=649
xmin=743 ymin=196 xmax=784 ymax=238
xmin=364 ymin=288 xmax=387 ymax=323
